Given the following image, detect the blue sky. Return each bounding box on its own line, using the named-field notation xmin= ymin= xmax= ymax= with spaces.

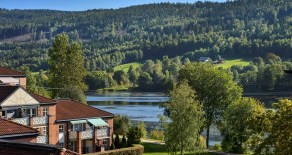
xmin=1 ymin=0 xmax=225 ymax=11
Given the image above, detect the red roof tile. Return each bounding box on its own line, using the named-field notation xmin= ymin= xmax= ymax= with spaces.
xmin=0 ymin=67 xmax=25 ymax=76
xmin=0 ymin=118 xmax=39 ymax=137
xmin=30 ymin=93 xmax=55 ymax=104
xmin=56 ymin=99 xmax=114 ymax=121
xmin=0 ymin=86 xmax=18 ymax=103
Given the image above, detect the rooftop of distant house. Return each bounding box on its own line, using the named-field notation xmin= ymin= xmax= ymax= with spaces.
xmin=0 ymin=67 xmax=25 ymax=77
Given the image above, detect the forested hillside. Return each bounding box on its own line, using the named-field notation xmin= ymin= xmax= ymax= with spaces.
xmin=0 ymin=0 xmax=291 ymax=71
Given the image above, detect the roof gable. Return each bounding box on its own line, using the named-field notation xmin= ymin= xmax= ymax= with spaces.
xmin=0 ymin=87 xmax=39 ymax=108
xmin=0 ymin=118 xmax=38 ymax=137
xmin=56 ymin=99 xmax=114 ymax=121
xmin=0 ymin=67 xmax=25 ymax=77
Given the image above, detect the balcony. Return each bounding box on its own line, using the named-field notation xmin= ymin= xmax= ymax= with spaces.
xmin=81 ymin=130 xmax=93 ymax=139
xmin=12 ymin=117 xmax=29 ymax=126
xmin=69 ymin=131 xmax=77 ymax=139
xmin=33 ymin=116 xmax=48 ymax=126
xmin=11 ymin=116 xmax=48 ymax=127
xmin=69 ymin=130 xmax=94 ymax=140
xmin=97 ymin=128 xmax=109 ymax=137
xmin=37 ymin=135 xmax=48 ymax=144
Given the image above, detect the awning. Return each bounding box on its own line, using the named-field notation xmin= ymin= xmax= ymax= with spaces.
xmin=87 ymin=118 xmax=108 ymax=127
xmin=70 ymin=120 xmax=87 ymax=124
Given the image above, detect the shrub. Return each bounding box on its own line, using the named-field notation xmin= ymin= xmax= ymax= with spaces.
xmin=122 ymin=135 xmax=127 ymax=148
xmin=110 ymin=143 xmax=115 ymax=150
xmin=197 ymin=135 xmax=206 ymax=149
xmin=114 ymin=133 xmax=120 ymax=148
xmin=137 ymin=121 xmax=147 ymax=138
xmin=212 ymin=144 xmax=222 ymax=151
xmin=127 ymin=127 xmax=142 ymax=145
xmin=89 ymin=144 xmax=144 ymax=155
xmin=150 ymin=130 xmax=164 ymax=141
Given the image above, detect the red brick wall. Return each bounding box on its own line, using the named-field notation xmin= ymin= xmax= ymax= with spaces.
xmin=48 ymin=105 xmax=59 ymax=145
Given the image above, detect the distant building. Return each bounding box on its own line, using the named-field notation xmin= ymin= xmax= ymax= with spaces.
xmin=0 ymin=67 xmax=114 ymax=154
xmin=198 ymin=57 xmax=211 ymax=62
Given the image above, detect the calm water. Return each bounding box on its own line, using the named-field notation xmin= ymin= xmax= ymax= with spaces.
xmin=87 ymin=91 xmax=168 ymax=122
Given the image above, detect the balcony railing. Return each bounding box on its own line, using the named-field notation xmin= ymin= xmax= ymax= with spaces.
xmin=97 ymin=128 xmax=108 ymax=137
xmin=69 ymin=131 xmax=77 ymax=139
xmin=81 ymin=130 xmax=93 ymax=139
xmin=69 ymin=130 xmax=94 ymax=139
xmin=37 ymin=135 xmax=48 ymax=144
xmin=33 ymin=116 xmax=48 ymax=126
xmin=12 ymin=117 xmax=29 ymax=126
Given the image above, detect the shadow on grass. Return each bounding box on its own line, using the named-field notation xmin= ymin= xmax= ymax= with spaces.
xmin=142 ymin=142 xmax=220 ymax=155
xmin=142 ymin=142 xmax=168 ymax=153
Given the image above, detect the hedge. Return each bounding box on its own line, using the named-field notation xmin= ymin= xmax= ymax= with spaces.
xmin=84 ymin=144 xmax=144 ymax=155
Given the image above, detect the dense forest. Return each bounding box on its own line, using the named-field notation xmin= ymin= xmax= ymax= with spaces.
xmin=0 ymin=0 xmax=291 ymax=71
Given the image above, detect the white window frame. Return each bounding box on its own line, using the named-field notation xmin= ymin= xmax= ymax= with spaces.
xmin=59 ymin=125 xmax=64 ymax=133
xmin=42 ymin=126 xmax=47 ymax=135
xmin=43 ymin=107 xmax=48 ymax=116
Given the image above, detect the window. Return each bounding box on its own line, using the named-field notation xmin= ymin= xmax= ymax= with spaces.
xmin=43 ymin=107 xmax=48 ymax=116
xmin=23 ymin=108 xmax=37 ymax=117
xmin=1 ymin=111 xmax=6 ymax=118
xmin=73 ymin=124 xmax=84 ymax=131
xmin=42 ymin=127 xmax=47 ymax=135
xmin=59 ymin=143 xmax=64 ymax=148
xmin=6 ymin=109 xmax=17 ymax=118
xmin=59 ymin=125 xmax=64 ymax=133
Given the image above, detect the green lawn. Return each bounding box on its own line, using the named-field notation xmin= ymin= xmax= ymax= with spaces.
xmin=215 ymin=59 xmax=250 ymax=69
xmin=113 ymin=62 xmax=142 ymax=72
xmin=142 ymin=143 xmax=217 ymax=155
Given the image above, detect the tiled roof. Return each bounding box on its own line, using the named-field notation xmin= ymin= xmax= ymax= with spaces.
xmin=30 ymin=93 xmax=55 ymax=104
xmin=0 ymin=86 xmax=18 ymax=103
xmin=0 ymin=67 xmax=25 ymax=76
xmin=56 ymin=99 xmax=114 ymax=121
xmin=0 ymin=118 xmax=39 ymax=137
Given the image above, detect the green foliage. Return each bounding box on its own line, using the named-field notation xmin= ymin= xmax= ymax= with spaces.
xmin=221 ymin=97 xmax=265 ymax=154
xmin=150 ymin=130 xmax=165 ymax=141
xmin=122 ymin=135 xmax=127 ymax=148
xmin=137 ymin=121 xmax=147 ymax=138
xmin=127 ymin=127 xmax=142 ymax=145
xmin=93 ymin=144 xmax=144 ymax=155
xmin=114 ymin=133 xmax=120 ymax=149
xmin=179 ymin=63 xmax=243 ymax=148
xmin=253 ymin=99 xmax=292 ymax=155
xmin=48 ymin=34 xmax=87 ymax=103
xmin=1 ymin=1 xmax=291 ymax=73
xmin=113 ymin=115 xmax=131 ymax=136
xmin=164 ymin=80 xmax=204 ymax=155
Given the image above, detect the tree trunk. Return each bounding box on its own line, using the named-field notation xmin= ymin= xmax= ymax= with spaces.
xmin=206 ymin=125 xmax=210 ymax=149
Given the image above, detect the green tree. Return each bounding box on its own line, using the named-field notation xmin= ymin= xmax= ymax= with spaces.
xmin=179 ymin=63 xmax=242 ymax=148
xmin=221 ymin=97 xmax=265 ymax=153
xmin=254 ymin=99 xmax=292 ymax=155
xmin=137 ymin=121 xmax=147 ymax=138
xmin=164 ymin=80 xmax=204 ymax=155
xmin=113 ymin=115 xmax=131 ymax=136
xmin=127 ymin=127 xmax=142 ymax=145
xmin=48 ymin=34 xmax=87 ymax=103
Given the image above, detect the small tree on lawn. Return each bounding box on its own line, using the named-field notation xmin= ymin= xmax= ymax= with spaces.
xmin=164 ymin=80 xmax=204 ymax=155
xmin=127 ymin=127 xmax=142 ymax=146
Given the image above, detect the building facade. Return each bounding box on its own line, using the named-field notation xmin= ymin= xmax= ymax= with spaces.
xmin=0 ymin=67 xmax=114 ymax=154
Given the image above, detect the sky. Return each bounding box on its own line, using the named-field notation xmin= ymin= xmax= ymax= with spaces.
xmin=1 ymin=0 xmax=225 ymax=11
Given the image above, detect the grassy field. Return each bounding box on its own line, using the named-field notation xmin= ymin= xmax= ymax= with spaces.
xmin=113 ymin=62 xmax=142 ymax=72
xmin=142 ymin=143 xmax=218 ymax=155
xmin=215 ymin=59 xmax=250 ymax=69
